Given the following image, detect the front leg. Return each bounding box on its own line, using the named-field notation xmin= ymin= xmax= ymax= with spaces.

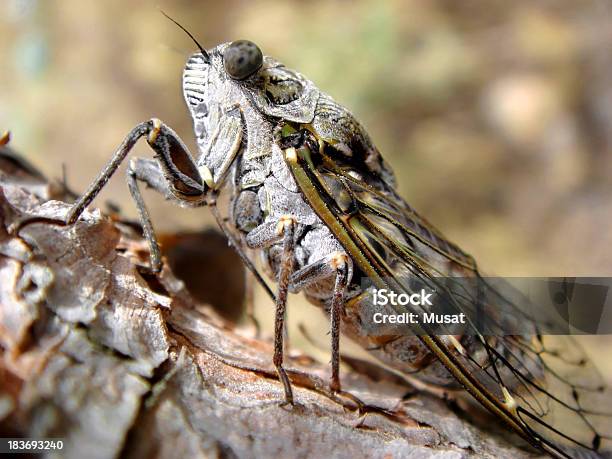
xmin=10 ymin=119 xmax=207 ymax=272
xmin=66 ymin=119 xmax=206 ymax=225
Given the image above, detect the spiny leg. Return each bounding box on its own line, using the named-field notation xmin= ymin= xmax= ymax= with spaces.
xmin=10 ymin=119 xmax=206 ymax=272
xmin=79 ymin=120 xmax=205 ymax=224
xmin=291 ymin=251 xmax=351 ymax=394
xmin=244 ymin=218 xmax=354 ymax=401
xmin=64 ymin=122 xmax=150 ymax=225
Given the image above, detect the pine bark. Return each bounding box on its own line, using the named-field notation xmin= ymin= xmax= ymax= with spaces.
xmin=0 ymin=145 xmax=538 ymax=459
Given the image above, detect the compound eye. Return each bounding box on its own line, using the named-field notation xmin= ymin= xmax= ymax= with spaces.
xmin=223 ymin=40 xmax=263 ymax=80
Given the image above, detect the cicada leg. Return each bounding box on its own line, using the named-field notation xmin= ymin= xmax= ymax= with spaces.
xmin=125 ymin=156 xmax=202 ymax=273
xmin=9 ymin=119 xmax=206 ymax=272
xmin=126 ymin=159 xmax=163 ymax=272
xmin=243 ymin=215 xmax=298 ymax=404
xmin=291 ymin=252 xmax=351 ymax=394
xmin=328 ymin=254 xmax=349 ymax=393
xmin=267 ymin=216 xmax=297 ymax=404
xmin=246 ymin=217 xmax=352 ymax=402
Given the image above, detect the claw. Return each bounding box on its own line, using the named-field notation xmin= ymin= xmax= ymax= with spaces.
xmin=275 ymin=364 xmax=294 ymax=406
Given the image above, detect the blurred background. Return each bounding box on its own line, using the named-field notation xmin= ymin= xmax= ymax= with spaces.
xmin=1 ymin=1 xmax=612 ymax=371
xmin=2 ymin=0 xmax=612 ymax=276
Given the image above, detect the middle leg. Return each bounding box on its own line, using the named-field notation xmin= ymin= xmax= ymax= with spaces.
xmin=272 ymin=216 xmax=297 ymax=404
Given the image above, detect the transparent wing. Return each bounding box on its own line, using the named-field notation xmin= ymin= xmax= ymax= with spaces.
xmin=284 ymin=134 xmax=612 ymax=458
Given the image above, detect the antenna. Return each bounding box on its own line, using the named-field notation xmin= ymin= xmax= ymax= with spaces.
xmin=160 ymin=10 xmax=210 ymax=63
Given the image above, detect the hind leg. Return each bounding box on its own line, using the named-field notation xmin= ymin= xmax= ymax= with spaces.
xmin=291 ymin=252 xmax=351 ymax=393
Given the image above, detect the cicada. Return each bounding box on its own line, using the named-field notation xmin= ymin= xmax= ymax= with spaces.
xmin=13 ymin=17 xmax=611 ymax=459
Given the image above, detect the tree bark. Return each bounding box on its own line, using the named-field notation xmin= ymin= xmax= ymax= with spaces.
xmin=0 ymin=144 xmax=539 ymax=459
